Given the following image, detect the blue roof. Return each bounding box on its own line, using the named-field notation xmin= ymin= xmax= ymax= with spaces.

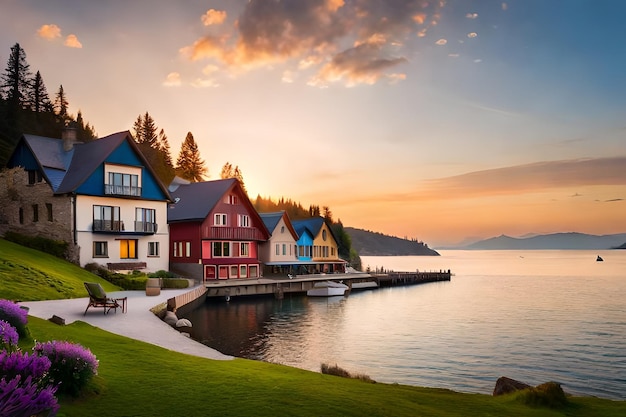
xmin=7 ymin=131 xmax=171 ymax=201
xmin=259 ymin=212 xmax=283 ymax=233
xmin=292 ymin=217 xmax=325 ymax=237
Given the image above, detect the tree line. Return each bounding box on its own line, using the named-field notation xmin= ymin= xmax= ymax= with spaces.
xmin=0 ymin=42 xmax=359 ymax=266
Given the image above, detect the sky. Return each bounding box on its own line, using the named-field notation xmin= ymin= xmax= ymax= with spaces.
xmin=1 ymin=0 xmax=625 ymax=247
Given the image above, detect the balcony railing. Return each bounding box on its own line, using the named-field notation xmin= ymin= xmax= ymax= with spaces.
xmin=134 ymin=221 xmax=158 ymax=234
xmin=205 ymin=226 xmax=265 ymax=241
xmin=93 ymin=220 xmax=124 ymax=232
xmin=104 ymin=184 xmax=142 ymax=197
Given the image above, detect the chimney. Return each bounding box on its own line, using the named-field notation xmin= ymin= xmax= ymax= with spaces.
xmin=62 ymin=127 xmax=78 ymax=151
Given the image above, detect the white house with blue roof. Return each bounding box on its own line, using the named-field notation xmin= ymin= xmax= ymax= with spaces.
xmin=258 ymin=211 xmax=300 ymax=276
xmin=3 ymin=129 xmax=172 ymax=272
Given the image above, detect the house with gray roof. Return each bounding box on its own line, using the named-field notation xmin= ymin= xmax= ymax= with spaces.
xmin=2 ymin=129 xmax=172 ymax=271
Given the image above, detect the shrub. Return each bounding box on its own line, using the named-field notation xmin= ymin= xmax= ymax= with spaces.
xmin=162 ymin=278 xmax=189 ymax=289
xmin=148 ymin=270 xmax=177 ymax=278
xmin=0 ymin=351 xmax=52 ymax=383
xmin=0 ymin=299 xmax=29 ymax=338
xmin=515 ymin=382 xmax=568 ymax=409
xmin=33 ymin=340 xmax=99 ymax=397
xmin=0 ymin=321 xmax=59 ymax=417
xmin=0 ymin=375 xmax=59 ymax=417
xmin=0 ymin=320 xmax=19 ymax=351
xmin=321 ymin=363 xmax=375 ymax=383
xmin=3 ymin=231 xmax=68 ymax=259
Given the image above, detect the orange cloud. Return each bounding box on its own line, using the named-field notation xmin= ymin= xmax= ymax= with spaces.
xmin=37 ymin=24 xmax=61 ymax=40
xmin=163 ymin=72 xmax=181 ymax=87
xmin=202 ymin=9 xmax=227 ymax=26
xmin=180 ymin=0 xmax=446 ymax=87
xmin=64 ymin=34 xmax=82 ymax=48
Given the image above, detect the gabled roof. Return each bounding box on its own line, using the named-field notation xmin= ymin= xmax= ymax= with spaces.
xmin=292 ymin=217 xmax=339 ymax=243
xmin=9 ymin=130 xmax=172 ymax=201
xmin=259 ymin=211 xmax=299 ymax=240
xmin=168 ymin=178 xmax=238 ymax=222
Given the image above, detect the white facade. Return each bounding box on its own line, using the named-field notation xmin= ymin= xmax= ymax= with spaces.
xmin=75 ymin=195 xmax=169 ymax=272
xmin=259 ymin=216 xmax=298 ymax=263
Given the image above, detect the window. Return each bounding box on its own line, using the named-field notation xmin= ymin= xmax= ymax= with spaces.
xmin=93 ymin=241 xmax=108 ymax=257
xmin=19 ymin=208 xmax=24 ymax=224
xmin=238 ymin=214 xmax=250 ymax=227
xmin=229 ymin=265 xmax=238 ymax=277
xmin=135 ymin=208 xmax=156 ymax=232
xmin=148 ymin=242 xmax=160 ymax=257
xmin=93 ymin=205 xmax=122 ymax=231
xmin=322 ymin=229 xmax=327 ymax=241
xmin=28 ymin=170 xmax=43 ymax=184
xmin=227 ymin=194 xmax=238 ymax=205
xmin=249 ymin=265 xmax=259 ymax=278
xmin=282 ymin=244 xmax=286 ymax=255
xmin=240 ymin=265 xmax=247 ymax=278
xmin=174 ymin=241 xmax=191 ymax=258
xmin=280 ymin=226 xmax=285 ymax=233
xmin=212 ymin=242 xmax=230 ymax=257
xmin=32 ymin=204 xmax=39 ymax=222
xmin=106 ymin=172 xmax=140 ymax=196
xmin=275 ymin=244 xmax=280 ymax=255
xmin=119 ymin=239 xmax=137 ymax=259
xmin=240 ymin=242 xmax=250 ymax=256
xmin=214 ymin=213 xmax=227 ymax=226
xmin=46 ymin=203 xmax=53 ymax=222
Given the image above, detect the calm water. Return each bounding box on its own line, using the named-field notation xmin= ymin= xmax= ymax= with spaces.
xmin=184 ymin=250 xmax=626 ymax=399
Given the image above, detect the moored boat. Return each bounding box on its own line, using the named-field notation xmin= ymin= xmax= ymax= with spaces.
xmin=307 ymin=281 xmax=348 ymax=297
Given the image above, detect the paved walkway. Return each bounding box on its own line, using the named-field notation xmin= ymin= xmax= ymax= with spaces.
xmin=20 ymin=286 xmax=233 ymax=361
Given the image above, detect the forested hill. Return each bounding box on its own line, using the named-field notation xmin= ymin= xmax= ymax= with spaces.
xmin=345 ymin=227 xmax=440 ymax=256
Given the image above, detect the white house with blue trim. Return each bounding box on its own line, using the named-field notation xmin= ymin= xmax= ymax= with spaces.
xmin=4 ymin=130 xmax=172 ymax=272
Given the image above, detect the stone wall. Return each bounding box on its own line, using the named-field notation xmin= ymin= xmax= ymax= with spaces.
xmin=0 ymin=167 xmax=79 ymax=263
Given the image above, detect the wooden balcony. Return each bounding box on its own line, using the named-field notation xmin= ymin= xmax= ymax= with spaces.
xmin=204 ymin=226 xmax=265 ymax=241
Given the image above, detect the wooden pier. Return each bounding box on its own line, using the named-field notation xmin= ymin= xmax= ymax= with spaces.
xmin=374 ymin=270 xmax=452 ymax=287
xmin=197 ymin=270 xmax=452 ymax=301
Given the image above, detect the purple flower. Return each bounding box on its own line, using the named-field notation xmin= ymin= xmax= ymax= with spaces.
xmin=0 ymin=351 xmax=51 ymax=382
xmin=0 ymin=320 xmax=19 ymax=350
xmin=0 ymin=299 xmax=29 ymax=338
xmin=34 ymin=340 xmax=98 ymax=397
xmin=0 ymin=375 xmax=59 ymax=417
xmin=0 ymin=299 xmax=28 ymax=325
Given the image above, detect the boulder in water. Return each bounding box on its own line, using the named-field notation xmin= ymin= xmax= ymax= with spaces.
xmin=493 ymin=376 xmax=532 ymax=396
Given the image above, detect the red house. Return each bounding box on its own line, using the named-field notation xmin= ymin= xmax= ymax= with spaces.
xmin=167 ymin=178 xmax=269 ymax=280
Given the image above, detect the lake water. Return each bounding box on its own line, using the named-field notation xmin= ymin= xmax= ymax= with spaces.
xmin=184 ymin=250 xmax=626 ymax=399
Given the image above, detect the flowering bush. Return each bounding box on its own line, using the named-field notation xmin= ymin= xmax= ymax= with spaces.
xmin=0 ymin=375 xmax=59 ymax=417
xmin=34 ymin=340 xmax=99 ymax=397
xmin=0 ymin=299 xmax=29 ymax=337
xmin=0 ymin=319 xmax=19 ymax=351
xmin=0 ymin=321 xmax=59 ymax=417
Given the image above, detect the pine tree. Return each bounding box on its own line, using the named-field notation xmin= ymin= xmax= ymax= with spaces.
xmin=220 ymin=162 xmax=247 ymax=193
xmin=132 ymin=114 xmax=144 ymax=142
xmin=31 ymin=71 xmax=52 ymax=113
xmin=176 ymin=132 xmax=207 ymax=182
xmin=157 ymin=128 xmax=173 ymax=168
xmin=141 ymin=112 xmax=158 ymax=147
xmin=54 ymin=84 xmax=69 ymax=121
xmin=1 ymin=43 xmax=32 ymax=111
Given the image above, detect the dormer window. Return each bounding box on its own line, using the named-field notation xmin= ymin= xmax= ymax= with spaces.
xmin=104 ymin=164 xmax=141 ymax=196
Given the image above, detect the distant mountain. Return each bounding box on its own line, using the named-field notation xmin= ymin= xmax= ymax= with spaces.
xmin=345 ymin=227 xmax=440 ymax=256
xmin=453 ymin=232 xmax=626 ymax=250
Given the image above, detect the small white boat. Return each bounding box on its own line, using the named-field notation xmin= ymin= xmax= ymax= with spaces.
xmin=307 ymin=281 xmax=348 ymax=297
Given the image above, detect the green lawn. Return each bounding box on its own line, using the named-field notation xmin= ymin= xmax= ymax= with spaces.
xmin=0 ymin=238 xmax=119 ymax=300
xmin=3 ymin=238 xmax=625 ymax=416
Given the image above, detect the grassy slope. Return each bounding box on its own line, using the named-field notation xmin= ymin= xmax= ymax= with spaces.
xmin=3 ymin=238 xmax=625 ymax=416
xmin=0 ymin=238 xmax=119 ymax=301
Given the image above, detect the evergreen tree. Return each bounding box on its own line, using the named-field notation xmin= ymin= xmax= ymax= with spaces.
xmin=54 ymin=84 xmax=69 ymax=122
xmin=1 ymin=43 xmax=32 ymax=111
xmin=31 ymin=71 xmax=52 ymax=113
xmin=157 ymin=128 xmax=173 ymax=168
xmin=132 ymin=114 xmax=144 ymax=142
xmin=141 ymin=111 xmax=158 ymax=147
xmin=176 ymin=132 xmax=207 ymax=182
xmin=220 ymin=162 xmax=247 ymax=194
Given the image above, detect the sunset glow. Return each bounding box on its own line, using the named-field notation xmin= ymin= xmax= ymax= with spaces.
xmin=2 ymin=0 xmax=624 ymax=247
